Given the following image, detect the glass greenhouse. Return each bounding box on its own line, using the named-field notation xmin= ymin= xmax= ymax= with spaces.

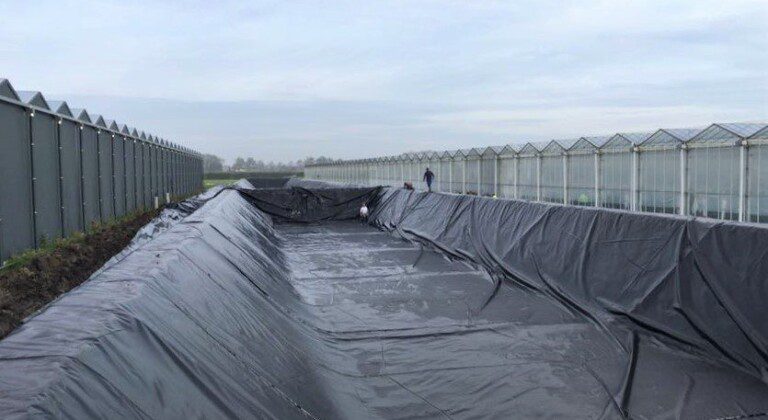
xmin=303 ymin=122 xmax=768 ymax=223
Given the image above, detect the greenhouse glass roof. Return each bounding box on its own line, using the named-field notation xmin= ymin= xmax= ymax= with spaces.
xmin=689 ymin=123 xmax=766 ymax=145
xmin=17 ymin=91 xmax=50 ymax=110
xmin=0 ymin=79 xmax=20 ymax=100
xmin=748 ymin=125 xmax=768 ymax=140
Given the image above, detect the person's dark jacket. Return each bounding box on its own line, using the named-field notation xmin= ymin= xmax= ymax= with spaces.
xmin=423 ymin=170 xmax=434 ymax=183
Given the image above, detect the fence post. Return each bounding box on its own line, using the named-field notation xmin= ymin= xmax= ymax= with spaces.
xmin=679 ymin=145 xmax=687 ymax=216
xmin=78 ymin=124 xmax=86 ymax=229
xmin=739 ymin=140 xmax=747 ymax=222
xmin=28 ymin=109 xmax=38 ymax=247
xmin=57 ymin=118 xmax=65 ymax=237
xmin=449 ymin=160 xmax=453 ymax=192
xmin=96 ymin=129 xmax=103 ymax=221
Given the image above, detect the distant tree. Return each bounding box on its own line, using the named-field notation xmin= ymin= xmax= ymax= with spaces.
xmin=203 ymin=154 xmax=224 ymax=173
xmin=232 ymin=157 xmax=246 ymax=171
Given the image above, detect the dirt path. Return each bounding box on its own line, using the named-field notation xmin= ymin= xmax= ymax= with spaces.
xmin=0 ymin=210 xmax=157 ymax=338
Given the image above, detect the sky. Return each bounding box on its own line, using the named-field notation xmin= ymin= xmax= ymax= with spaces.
xmin=1 ymin=0 xmax=766 ymax=163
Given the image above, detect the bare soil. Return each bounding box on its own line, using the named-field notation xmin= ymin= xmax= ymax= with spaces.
xmin=0 ymin=210 xmax=157 ymax=339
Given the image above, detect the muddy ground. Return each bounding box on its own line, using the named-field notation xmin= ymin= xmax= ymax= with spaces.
xmin=0 ymin=210 xmax=157 ymax=339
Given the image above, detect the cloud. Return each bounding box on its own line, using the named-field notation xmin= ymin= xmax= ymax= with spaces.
xmin=0 ymin=0 xmax=765 ymax=162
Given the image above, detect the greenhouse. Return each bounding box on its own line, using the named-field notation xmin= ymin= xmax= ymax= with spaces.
xmin=450 ymin=150 xmax=465 ymax=193
xmin=497 ymin=145 xmax=518 ymax=198
xmin=303 ymin=121 xmax=768 ymax=223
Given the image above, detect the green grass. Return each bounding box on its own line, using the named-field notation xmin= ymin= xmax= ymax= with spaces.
xmin=203 ymin=179 xmax=235 ymax=189
xmin=204 ymin=171 xmax=302 ymax=180
xmin=1 ymin=210 xmax=153 ymax=272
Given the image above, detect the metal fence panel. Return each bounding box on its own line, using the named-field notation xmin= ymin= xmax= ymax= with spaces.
xmin=59 ymin=120 xmax=83 ymax=235
xmin=159 ymin=147 xmax=165 ymax=201
xmin=125 ymin=137 xmax=137 ymax=212
xmin=152 ymin=145 xmax=159 ymax=202
xmin=0 ymin=85 xmax=201 ymax=264
xmin=81 ymin=126 xmax=101 ymax=226
xmin=31 ymin=112 xmax=63 ymax=242
xmin=113 ymin=136 xmax=126 ymax=216
xmin=98 ymin=131 xmax=114 ymax=220
xmin=143 ymin=142 xmax=152 ymax=208
xmin=0 ymin=102 xmax=34 ymax=260
xmin=138 ymin=140 xmax=144 ymax=206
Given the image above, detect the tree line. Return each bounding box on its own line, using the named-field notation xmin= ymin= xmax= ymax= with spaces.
xmin=203 ymin=154 xmax=340 ymax=173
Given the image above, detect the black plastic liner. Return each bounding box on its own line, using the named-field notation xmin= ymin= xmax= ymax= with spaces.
xmin=245 ymin=177 xmax=291 ymax=189
xmin=237 ymin=185 xmax=382 ymax=223
xmin=0 ymin=181 xmax=767 ymax=419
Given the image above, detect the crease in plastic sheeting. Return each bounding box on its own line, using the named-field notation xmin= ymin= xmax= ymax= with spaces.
xmin=687 ymin=228 xmax=768 ymax=367
xmin=367 ymin=188 xmax=768 ymax=383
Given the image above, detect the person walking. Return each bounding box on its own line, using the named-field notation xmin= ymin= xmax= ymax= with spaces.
xmin=423 ymin=168 xmax=435 ymax=192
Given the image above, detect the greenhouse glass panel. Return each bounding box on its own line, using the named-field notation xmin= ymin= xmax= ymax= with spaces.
xmin=599 ymin=152 xmax=632 ymax=209
xmin=540 ymin=155 xmax=563 ymax=203
xmin=639 ymin=150 xmax=680 ymax=215
xmin=498 ymin=157 xmax=516 ymax=198
xmin=439 ymin=159 xmax=451 ymax=192
xmin=429 ymin=158 xmax=440 ymax=190
xmin=465 ymin=158 xmax=480 ymax=195
xmin=518 ymin=156 xmax=537 ymax=200
xmin=687 ymin=146 xmax=739 ymax=221
xmin=748 ymin=144 xmax=768 ymax=223
xmin=451 ymin=158 xmax=464 ymax=193
xmin=480 ymin=154 xmax=496 ymax=196
xmin=568 ymin=154 xmax=595 ymax=206
xmin=413 ymin=160 xmax=424 ymax=190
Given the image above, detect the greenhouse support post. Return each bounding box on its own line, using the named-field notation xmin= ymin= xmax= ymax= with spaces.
xmin=513 ymin=156 xmax=518 ymax=199
xmin=679 ymin=146 xmax=687 ymax=216
xmin=631 ymin=147 xmax=639 ymax=211
xmin=562 ymin=154 xmax=568 ymax=205
xmin=462 ymin=159 xmax=466 ymax=194
xmin=493 ymin=155 xmax=498 ymax=197
xmin=739 ymin=140 xmax=747 ymax=222
xmin=594 ymin=152 xmax=600 ymax=207
xmin=476 ymin=159 xmax=481 ymax=194
xmin=536 ymin=154 xmax=542 ymax=201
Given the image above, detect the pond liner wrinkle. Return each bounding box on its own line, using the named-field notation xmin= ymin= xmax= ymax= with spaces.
xmin=0 ymin=179 xmax=767 ymax=419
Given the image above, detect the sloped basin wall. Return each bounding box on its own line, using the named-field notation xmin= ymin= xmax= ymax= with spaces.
xmin=369 ymin=188 xmax=768 ymax=381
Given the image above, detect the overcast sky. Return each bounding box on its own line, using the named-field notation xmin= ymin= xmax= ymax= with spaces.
xmin=1 ymin=0 xmax=766 ymax=163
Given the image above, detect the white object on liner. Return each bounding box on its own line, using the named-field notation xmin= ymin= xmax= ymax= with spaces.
xmin=359 ymin=204 xmax=369 ymax=218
